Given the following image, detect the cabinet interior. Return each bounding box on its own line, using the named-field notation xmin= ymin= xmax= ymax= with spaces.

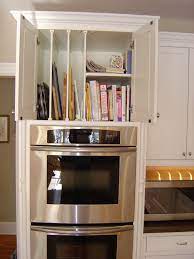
xmin=37 ymin=29 xmax=133 ymax=121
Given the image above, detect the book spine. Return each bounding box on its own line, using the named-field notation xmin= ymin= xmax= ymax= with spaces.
xmin=126 ymin=85 xmax=130 ymax=121
xmin=96 ymin=81 xmax=101 ymax=120
xmin=100 ymin=84 xmax=108 ymax=121
xmin=116 ymin=88 xmax=122 ymax=122
xmin=86 ymin=82 xmax=92 ymax=121
xmin=89 ymin=81 xmax=99 ymax=121
xmin=112 ymin=85 xmax=117 ymax=121
xmin=107 ymin=86 xmax=113 ymax=121
xmin=122 ymin=85 xmax=126 ymax=122
xmin=129 ymin=84 xmax=131 ymax=121
xmin=52 ymin=86 xmax=59 ymax=120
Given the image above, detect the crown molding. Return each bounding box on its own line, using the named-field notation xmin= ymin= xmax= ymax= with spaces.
xmin=160 ymin=32 xmax=194 ymax=48
xmin=10 ymin=11 xmax=159 ymax=32
xmin=0 ymin=63 xmax=16 ymax=77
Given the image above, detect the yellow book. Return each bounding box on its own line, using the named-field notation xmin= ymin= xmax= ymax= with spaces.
xmin=68 ymin=68 xmax=75 ymax=120
xmin=52 ymin=86 xmax=59 ymax=120
xmin=86 ymin=82 xmax=92 ymax=121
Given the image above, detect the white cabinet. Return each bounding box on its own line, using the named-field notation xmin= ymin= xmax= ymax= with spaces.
xmin=12 ymin=11 xmax=159 ymax=123
xmin=15 ymin=15 xmax=38 ymax=120
xmin=146 ymin=256 xmax=194 ymax=259
xmin=147 ymin=46 xmax=189 ymax=160
xmin=187 ymin=48 xmax=194 ymax=160
xmin=147 ymin=33 xmax=194 ymax=161
xmin=144 ymin=232 xmax=194 ymax=259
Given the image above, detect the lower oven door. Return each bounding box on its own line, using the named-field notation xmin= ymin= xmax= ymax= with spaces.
xmin=30 ymin=146 xmax=136 ymax=224
xmin=31 ymin=224 xmax=133 ymax=259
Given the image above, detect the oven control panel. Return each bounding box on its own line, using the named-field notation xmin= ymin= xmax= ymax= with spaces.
xmin=47 ymin=129 xmax=120 ymax=144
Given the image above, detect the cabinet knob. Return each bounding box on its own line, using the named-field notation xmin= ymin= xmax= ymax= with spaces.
xmin=182 ymin=152 xmax=186 ymax=157
xmin=189 ymin=152 xmax=192 ymax=156
xmin=157 ymin=112 xmax=160 ymax=118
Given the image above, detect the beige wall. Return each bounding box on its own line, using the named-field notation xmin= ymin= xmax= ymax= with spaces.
xmin=0 ymin=78 xmax=16 ymax=221
xmin=0 ymin=0 xmax=194 ymax=63
xmin=159 ymin=17 xmax=194 ymax=33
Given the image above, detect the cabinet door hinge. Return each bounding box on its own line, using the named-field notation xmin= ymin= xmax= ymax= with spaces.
xmin=37 ymin=38 xmax=40 ymax=46
xmin=130 ymin=41 xmax=135 ymax=50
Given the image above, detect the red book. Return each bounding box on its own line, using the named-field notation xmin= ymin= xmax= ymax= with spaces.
xmin=116 ymin=88 xmax=122 ymax=122
xmin=100 ymin=84 xmax=108 ymax=121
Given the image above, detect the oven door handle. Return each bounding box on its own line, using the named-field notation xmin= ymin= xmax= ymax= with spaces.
xmin=30 ymin=146 xmax=136 ymax=153
xmin=31 ymin=225 xmax=133 ymax=235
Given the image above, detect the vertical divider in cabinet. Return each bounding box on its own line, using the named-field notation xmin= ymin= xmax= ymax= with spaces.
xmin=48 ymin=30 xmax=54 ymax=120
xmin=83 ymin=30 xmax=88 ymax=121
xmin=65 ymin=30 xmax=71 ymax=121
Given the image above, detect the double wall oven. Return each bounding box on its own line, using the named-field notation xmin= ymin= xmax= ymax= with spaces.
xmin=30 ymin=126 xmax=137 ymax=259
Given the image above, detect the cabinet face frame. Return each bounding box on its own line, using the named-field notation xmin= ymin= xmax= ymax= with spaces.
xmin=12 ymin=11 xmax=159 ymax=123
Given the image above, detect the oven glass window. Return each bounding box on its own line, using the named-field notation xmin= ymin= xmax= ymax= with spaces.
xmin=47 ymin=235 xmax=117 ymax=259
xmin=47 ymin=156 xmax=119 ymax=204
xmin=145 ymin=188 xmax=194 ymax=214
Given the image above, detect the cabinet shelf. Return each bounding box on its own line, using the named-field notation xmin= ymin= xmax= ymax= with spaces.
xmin=86 ymin=72 xmax=132 ymax=78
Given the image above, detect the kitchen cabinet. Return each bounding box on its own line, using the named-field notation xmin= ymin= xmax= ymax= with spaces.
xmin=11 ymin=10 xmax=159 ymax=259
xmin=147 ymin=33 xmax=194 ymax=161
xmin=146 ymin=256 xmax=194 ymax=259
xmin=144 ymin=232 xmax=194 ymax=259
xmin=187 ymin=48 xmax=194 ymax=160
xmin=12 ymin=11 xmax=159 ymax=123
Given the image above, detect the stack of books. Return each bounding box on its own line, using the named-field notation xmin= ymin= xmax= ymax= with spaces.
xmin=85 ymin=80 xmax=131 ymax=121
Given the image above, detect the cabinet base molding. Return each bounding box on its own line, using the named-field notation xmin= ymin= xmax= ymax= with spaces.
xmin=0 ymin=63 xmax=16 ymax=77
xmin=0 ymin=222 xmax=16 ymax=235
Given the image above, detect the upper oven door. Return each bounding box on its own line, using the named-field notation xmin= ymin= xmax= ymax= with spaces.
xmin=30 ymin=146 xmax=136 ymax=224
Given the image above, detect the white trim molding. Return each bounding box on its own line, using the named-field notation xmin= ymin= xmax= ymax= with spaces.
xmin=0 ymin=63 xmax=16 ymax=77
xmin=0 ymin=222 xmax=16 ymax=234
xmin=160 ymin=32 xmax=194 ymax=48
xmin=10 ymin=11 xmax=159 ymax=32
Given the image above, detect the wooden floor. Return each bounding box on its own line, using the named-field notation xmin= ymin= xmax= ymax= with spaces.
xmin=0 ymin=235 xmax=16 ymax=259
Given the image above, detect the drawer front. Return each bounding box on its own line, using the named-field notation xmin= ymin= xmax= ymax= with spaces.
xmin=146 ymin=234 xmax=194 ymax=253
xmin=146 ymin=256 xmax=194 ymax=259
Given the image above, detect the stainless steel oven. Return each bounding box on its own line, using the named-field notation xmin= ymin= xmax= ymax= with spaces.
xmin=30 ymin=126 xmax=137 ymax=224
xmin=31 ymin=224 xmax=133 ymax=259
xmin=145 ymin=167 xmax=194 ymax=221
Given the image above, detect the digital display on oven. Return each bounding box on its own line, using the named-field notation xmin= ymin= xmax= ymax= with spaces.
xmin=47 ymin=129 xmax=120 ymax=144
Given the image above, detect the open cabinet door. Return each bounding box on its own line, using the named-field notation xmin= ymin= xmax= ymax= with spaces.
xmin=131 ymin=20 xmax=158 ymax=123
xmin=15 ymin=15 xmax=38 ymax=120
